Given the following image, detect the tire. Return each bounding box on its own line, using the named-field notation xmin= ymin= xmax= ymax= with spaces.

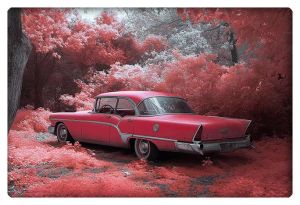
xmin=56 ymin=123 xmax=74 ymax=143
xmin=134 ymin=139 xmax=159 ymax=161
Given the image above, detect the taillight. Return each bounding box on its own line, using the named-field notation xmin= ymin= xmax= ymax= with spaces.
xmin=193 ymin=125 xmax=203 ymax=142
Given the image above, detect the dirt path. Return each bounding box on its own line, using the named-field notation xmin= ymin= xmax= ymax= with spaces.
xmin=8 ymin=132 xmax=292 ymax=197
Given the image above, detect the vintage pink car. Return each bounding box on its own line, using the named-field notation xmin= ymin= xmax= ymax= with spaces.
xmin=48 ymin=91 xmax=252 ymax=160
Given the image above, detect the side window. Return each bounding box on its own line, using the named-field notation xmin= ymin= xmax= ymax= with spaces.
xmin=138 ymin=99 xmax=159 ymax=115
xmin=116 ymin=98 xmax=135 ymax=117
xmin=95 ymin=98 xmax=117 ymax=114
xmin=95 ymin=98 xmax=101 ymax=112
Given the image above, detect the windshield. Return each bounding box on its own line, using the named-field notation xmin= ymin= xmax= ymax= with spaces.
xmin=138 ymin=97 xmax=194 ymax=115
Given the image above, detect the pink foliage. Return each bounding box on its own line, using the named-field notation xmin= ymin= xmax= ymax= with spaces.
xmin=21 ymin=9 xmax=167 ymax=111
xmin=178 ymin=9 xmax=291 ymax=48
xmin=211 ymin=177 xmax=266 ymax=197
xmin=11 ymin=106 xmax=51 ymax=132
xmin=24 ymin=173 xmax=160 ymax=197
xmin=96 ymin=11 xmax=116 ymax=25
xmin=8 ymin=132 xmax=110 ymax=170
xmin=22 ymin=9 xmax=71 ymax=55
xmin=141 ymin=35 xmax=168 ymax=53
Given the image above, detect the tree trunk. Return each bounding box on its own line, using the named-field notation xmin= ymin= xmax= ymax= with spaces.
xmin=33 ymin=52 xmax=44 ymax=108
xmin=229 ymin=31 xmax=238 ymax=65
xmin=8 ymin=8 xmax=32 ymax=131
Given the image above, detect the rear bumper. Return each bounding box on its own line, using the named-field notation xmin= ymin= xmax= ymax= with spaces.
xmin=175 ymin=135 xmax=252 ymax=155
xmin=48 ymin=126 xmax=55 ymax=134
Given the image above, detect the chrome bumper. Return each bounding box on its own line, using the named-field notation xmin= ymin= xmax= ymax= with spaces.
xmin=48 ymin=126 xmax=55 ymax=134
xmin=175 ymin=135 xmax=252 ymax=155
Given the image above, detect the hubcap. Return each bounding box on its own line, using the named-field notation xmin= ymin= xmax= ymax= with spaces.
xmin=58 ymin=126 xmax=68 ymax=141
xmin=138 ymin=140 xmax=149 ymax=155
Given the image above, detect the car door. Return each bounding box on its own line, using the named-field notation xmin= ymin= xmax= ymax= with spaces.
xmin=80 ymin=97 xmax=117 ymax=145
xmin=108 ymin=98 xmax=136 ymax=147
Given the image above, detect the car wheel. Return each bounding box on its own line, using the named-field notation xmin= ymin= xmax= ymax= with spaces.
xmin=134 ymin=139 xmax=159 ymax=161
xmin=56 ymin=123 xmax=74 ymax=143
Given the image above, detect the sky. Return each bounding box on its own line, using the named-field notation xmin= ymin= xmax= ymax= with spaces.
xmin=75 ymin=8 xmax=128 ymax=23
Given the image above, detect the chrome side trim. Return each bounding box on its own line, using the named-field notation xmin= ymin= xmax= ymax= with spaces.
xmin=130 ymin=134 xmax=177 ymax=142
xmin=243 ymin=120 xmax=252 ymax=136
xmin=119 ymin=133 xmax=132 ymax=143
xmin=50 ymin=118 xmax=118 ymax=128
xmin=49 ymin=118 xmax=176 ymax=144
xmin=192 ymin=124 xmax=202 ymax=143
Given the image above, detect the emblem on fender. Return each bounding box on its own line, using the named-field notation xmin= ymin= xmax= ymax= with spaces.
xmin=153 ymin=123 xmax=160 ymax=132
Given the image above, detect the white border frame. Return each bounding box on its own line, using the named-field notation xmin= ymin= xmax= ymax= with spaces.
xmin=1 ymin=0 xmax=298 ymax=205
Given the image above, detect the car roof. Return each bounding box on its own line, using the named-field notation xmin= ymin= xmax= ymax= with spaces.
xmin=96 ymin=91 xmax=179 ymax=105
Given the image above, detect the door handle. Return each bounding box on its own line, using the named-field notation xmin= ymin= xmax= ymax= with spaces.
xmin=127 ymin=119 xmax=133 ymax=122
xmin=106 ymin=115 xmax=112 ymax=119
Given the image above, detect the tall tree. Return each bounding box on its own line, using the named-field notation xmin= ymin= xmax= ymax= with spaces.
xmin=21 ymin=9 xmax=71 ymax=108
xmin=21 ymin=9 xmax=167 ymax=110
xmin=8 ymin=8 xmax=32 ymax=131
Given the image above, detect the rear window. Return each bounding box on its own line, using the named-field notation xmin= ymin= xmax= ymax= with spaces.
xmin=138 ymin=97 xmax=194 ymax=115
